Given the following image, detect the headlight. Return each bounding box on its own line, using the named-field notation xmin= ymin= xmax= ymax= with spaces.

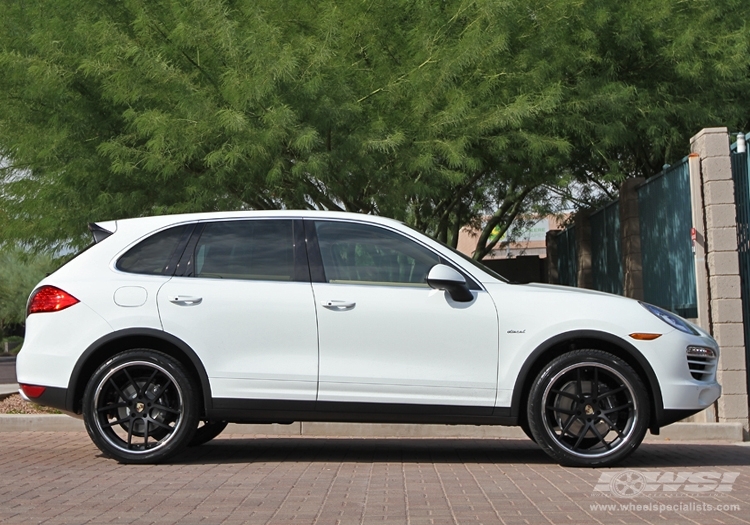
xmin=639 ymin=302 xmax=699 ymax=335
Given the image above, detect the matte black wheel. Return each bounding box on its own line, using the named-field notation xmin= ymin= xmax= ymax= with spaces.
xmin=83 ymin=349 xmax=198 ymax=463
xmin=189 ymin=421 xmax=228 ymax=447
xmin=527 ymin=349 xmax=649 ymax=467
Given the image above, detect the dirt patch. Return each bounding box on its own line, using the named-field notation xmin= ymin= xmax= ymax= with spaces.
xmin=0 ymin=394 xmax=62 ymax=414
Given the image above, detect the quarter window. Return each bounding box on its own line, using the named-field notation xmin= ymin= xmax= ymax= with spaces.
xmin=314 ymin=221 xmax=440 ymax=286
xmin=117 ymin=225 xmax=191 ymax=275
xmin=194 ymin=220 xmax=295 ymax=281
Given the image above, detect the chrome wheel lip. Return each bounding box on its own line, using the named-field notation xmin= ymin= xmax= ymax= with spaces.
xmin=541 ymin=361 xmax=638 ymax=459
xmin=93 ymin=360 xmax=184 ymax=456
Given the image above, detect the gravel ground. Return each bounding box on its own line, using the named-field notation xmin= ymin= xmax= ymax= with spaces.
xmin=0 ymin=394 xmax=61 ymax=414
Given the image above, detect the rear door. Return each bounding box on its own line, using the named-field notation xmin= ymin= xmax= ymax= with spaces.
xmin=157 ymin=219 xmax=319 ymax=401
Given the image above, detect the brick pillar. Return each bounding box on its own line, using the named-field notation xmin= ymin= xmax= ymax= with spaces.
xmin=690 ymin=127 xmax=749 ymax=435
xmin=619 ymin=177 xmax=645 ymax=300
xmin=575 ymin=209 xmax=593 ymax=289
xmin=546 ymin=230 xmax=561 ymax=284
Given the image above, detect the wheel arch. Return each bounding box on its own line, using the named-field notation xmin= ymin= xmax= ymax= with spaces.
xmin=66 ymin=328 xmax=212 ymax=417
xmin=511 ymin=330 xmax=664 ymax=434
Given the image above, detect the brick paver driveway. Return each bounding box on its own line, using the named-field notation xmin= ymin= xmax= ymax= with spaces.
xmin=1 ymin=432 xmax=749 ymax=524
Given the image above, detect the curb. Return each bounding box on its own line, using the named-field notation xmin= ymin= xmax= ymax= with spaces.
xmin=0 ymin=384 xmax=19 ymax=401
xmin=646 ymin=422 xmax=745 ymax=442
xmin=0 ymin=415 xmax=744 ymax=442
xmin=0 ymin=414 xmax=85 ymax=432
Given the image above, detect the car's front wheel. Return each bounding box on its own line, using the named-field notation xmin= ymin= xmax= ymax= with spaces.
xmin=527 ymin=349 xmax=650 ymax=467
xmin=82 ymin=349 xmax=198 ymax=463
xmin=189 ymin=421 xmax=228 ymax=447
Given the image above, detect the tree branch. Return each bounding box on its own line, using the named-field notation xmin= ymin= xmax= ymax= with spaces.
xmin=472 ymin=184 xmax=534 ymax=260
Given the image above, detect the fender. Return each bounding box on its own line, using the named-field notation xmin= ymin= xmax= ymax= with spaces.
xmin=66 ymin=328 xmax=213 ymax=414
xmin=509 ymin=329 xmax=665 ymax=431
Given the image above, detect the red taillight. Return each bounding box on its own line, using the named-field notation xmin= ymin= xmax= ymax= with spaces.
xmin=20 ymin=384 xmax=46 ymax=398
xmin=27 ymin=286 xmax=80 ymax=315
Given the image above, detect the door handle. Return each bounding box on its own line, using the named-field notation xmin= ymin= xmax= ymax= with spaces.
xmin=169 ymin=295 xmax=203 ymax=306
xmin=321 ymin=300 xmax=356 ymax=310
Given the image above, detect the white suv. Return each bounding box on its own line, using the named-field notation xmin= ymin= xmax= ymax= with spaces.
xmin=16 ymin=211 xmax=721 ymax=466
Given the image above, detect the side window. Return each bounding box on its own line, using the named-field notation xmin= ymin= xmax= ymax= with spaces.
xmin=194 ymin=220 xmax=295 ymax=281
xmin=314 ymin=221 xmax=440 ymax=286
xmin=117 ymin=225 xmax=191 ymax=275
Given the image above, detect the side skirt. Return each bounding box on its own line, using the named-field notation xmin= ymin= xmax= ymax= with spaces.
xmin=208 ymin=399 xmax=516 ymax=426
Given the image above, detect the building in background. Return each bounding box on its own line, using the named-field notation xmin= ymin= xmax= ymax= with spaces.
xmin=457 ymin=215 xmax=569 ymax=259
xmin=456 ymin=215 xmax=569 ymax=283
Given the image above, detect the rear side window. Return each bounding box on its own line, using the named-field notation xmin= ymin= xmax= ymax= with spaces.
xmin=117 ymin=225 xmax=191 ymax=275
xmin=194 ymin=220 xmax=295 ymax=281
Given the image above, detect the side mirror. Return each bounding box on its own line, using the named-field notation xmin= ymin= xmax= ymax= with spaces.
xmin=426 ymin=264 xmax=474 ymax=302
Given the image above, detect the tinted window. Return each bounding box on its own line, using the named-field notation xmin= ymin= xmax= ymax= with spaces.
xmin=194 ymin=220 xmax=295 ymax=281
xmin=117 ymin=225 xmax=190 ymax=275
xmin=314 ymin=221 xmax=439 ymax=285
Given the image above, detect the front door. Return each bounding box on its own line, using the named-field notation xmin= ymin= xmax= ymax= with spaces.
xmin=309 ymin=220 xmax=499 ymax=409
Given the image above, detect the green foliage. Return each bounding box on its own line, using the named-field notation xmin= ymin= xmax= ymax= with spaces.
xmin=541 ymin=0 xmax=750 ymax=178
xmin=0 ymin=0 xmax=748 ymax=258
xmin=0 ymin=248 xmax=56 ymax=330
xmin=1 ymin=336 xmax=24 ymax=356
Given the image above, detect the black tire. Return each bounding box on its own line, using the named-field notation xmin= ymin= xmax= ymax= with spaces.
xmin=519 ymin=418 xmax=536 ymax=443
xmin=189 ymin=421 xmax=228 ymax=447
xmin=527 ymin=349 xmax=650 ymax=467
xmin=82 ymin=349 xmax=199 ymax=464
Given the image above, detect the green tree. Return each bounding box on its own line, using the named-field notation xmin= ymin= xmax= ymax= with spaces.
xmin=0 ymin=0 xmax=748 ymax=259
xmin=465 ymin=0 xmax=750 ymax=258
xmin=0 ymin=248 xmax=56 ymax=333
xmin=0 ymin=0 xmax=570 ymax=253
xmin=547 ymin=0 xmax=749 ymax=181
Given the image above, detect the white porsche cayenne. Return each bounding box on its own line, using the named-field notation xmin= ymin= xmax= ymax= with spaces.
xmin=16 ymin=211 xmax=721 ymax=466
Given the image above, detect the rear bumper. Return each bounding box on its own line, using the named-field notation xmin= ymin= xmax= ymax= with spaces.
xmin=19 ymin=385 xmax=71 ymax=414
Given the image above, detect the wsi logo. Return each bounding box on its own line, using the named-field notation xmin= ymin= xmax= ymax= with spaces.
xmin=594 ymin=470 xmax=740 ymax=498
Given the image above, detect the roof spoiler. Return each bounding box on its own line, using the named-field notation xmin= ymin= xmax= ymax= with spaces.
xmin=88 ymin=222 xmax=114 ymax=243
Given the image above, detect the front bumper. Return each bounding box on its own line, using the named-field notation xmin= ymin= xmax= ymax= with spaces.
xmin=655 ymin=382 xmax=721 ymax=429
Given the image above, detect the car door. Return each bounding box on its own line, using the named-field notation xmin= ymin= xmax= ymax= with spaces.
xmin=309 ymin=219 xmax=499 ymax=411
xmin=157 ymin=218 xmax=319 ymax=401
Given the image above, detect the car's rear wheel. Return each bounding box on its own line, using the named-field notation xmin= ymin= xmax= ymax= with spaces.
xmin=527 ymin=349 xmax=649 ymax=467
xmin=189 ymin=421 xmax=228 ymax=447
xmin=83 ymin=349 xmax=198 ymax=463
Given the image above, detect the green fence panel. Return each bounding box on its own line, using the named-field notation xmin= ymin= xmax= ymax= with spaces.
xmin=730 ymin=134 xmax=750 ymax=401
xmin=590 ymin=201 xmax=623 ymax=295
xmin=637 ymin=157 xmax=697 ymax=318
xmin=556 ymin=226 xmax=577 ymax=286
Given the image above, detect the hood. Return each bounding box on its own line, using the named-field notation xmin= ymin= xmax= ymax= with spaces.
xmin=511 ymin=282 xmax=627 ymax=299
